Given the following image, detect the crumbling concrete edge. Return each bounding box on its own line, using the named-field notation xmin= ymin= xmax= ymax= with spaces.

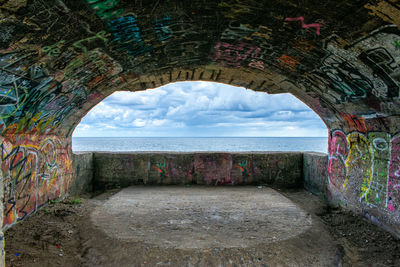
xmin=0 ymin=160 xmax=4 ymax=267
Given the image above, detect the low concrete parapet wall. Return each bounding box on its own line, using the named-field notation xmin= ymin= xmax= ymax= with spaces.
xmin=303 ymin=152 xmax=328 ymax=199
xmin=92 ymin=152 xmax=303 ymax=190
xmin=70 ymin=152 xmax=94 ymax=196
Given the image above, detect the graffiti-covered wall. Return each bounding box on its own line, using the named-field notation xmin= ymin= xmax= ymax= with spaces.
xmin=93 ymin=152 xmax=303 ymax=189
xmin=328 ymin=129 xmax=400 ymax=231
xmin=0 ymin=0 xmax=400 ymax=236
xmin=1 ymin=134 xmax=72 ymax=229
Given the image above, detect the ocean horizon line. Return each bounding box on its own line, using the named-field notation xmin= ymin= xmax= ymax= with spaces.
xmin=73 ymin=136 xmax=328 ymax=138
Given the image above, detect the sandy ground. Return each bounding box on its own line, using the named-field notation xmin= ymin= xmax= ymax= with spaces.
xmin=4 ymin=186 xmax=400 ymax=266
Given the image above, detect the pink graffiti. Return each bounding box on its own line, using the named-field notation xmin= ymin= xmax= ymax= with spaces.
xmin=248 ymin=59 xmax=264 ymax=70
xmin=328 ymin=131 xmax=349 ymax=188
xmin=388 ymin=136 xmax=400 ymax=212
xmin=214 ymin=42 xmax=262 ymax=68
xmin=284 ymin=16 xmax=321 ymax=35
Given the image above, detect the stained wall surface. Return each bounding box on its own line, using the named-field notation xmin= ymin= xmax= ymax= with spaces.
xmin=0 ymin=0 xmax=400 ymax=238
xmin=93 ymin=152 xmax=303 ymax=189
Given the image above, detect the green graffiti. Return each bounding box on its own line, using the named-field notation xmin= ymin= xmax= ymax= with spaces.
xmin=238 ymin=161 xmax=250 ymax=178
xmin=395 ymin=40 xmax=400 ymax=49
xmin=155 ymin=161 xmax=167 ymax=179
xmin=363 ymin=133 xmax=390 ymax=208
xmin=86 ymin=0 xmax=124 ymax=21
xmin=41 ymin=40 xmax=65 ymax=57
xmin=346 ymin=133 xmax=371 ymax=192
xmin=72 ymin=31 xmax=108 ymax=55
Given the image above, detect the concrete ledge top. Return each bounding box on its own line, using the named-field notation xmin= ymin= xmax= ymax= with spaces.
xmin=73 ymin=151 xmax=94 ymax=155
xmin=302 ymin=151 xmax=328 ymax=156
xmin=73 ymin=151 xmax=327 ymax=155
xmin=75 ymin=151 xmax=306 ymax=155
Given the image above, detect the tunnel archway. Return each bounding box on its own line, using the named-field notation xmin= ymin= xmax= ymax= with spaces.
xmin=1 ymin=0 xmax=400 ymax=248
xmin=71 ymin=81 xmax=328 ymax=151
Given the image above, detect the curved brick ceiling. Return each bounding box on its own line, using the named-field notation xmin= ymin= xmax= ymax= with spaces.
xmin=0 ymin=0 xmax=398 ymax=137
xmin=1 ymin=0 xmax=400 ymax=234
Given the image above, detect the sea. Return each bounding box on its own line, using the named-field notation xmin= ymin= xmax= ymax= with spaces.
xmin=72 ymin=137 xmax=328 ymax=153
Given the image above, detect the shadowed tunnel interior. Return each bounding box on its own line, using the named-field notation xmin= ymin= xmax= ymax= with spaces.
xmin=1 ymin=0 xmax=400 ymax=264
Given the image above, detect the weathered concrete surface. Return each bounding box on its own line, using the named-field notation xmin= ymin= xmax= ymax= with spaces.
xmin=303 ymin=152 xmax=328 ymax=199
xmin=1 ymin=135 xmax=73 ymax=230
xmin=92 ymin=187 xmax=311 ymax=248
xmin=0 ymin=164 xmax=4 ymax=266
xmin=88 ymin=186 xmax=340 ymax=266
xmin=69 ymin=152 xmax=93 ymax=196
xmin=93 ymin=152 xmax=303 ymax=189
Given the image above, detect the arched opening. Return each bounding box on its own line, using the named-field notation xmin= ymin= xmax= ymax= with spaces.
xmin=72 ymin=81 xmax=328 ymax=152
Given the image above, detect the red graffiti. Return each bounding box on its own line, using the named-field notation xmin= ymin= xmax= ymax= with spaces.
xmin=278 ymin=55 xmax=299 ymax=69
xmin=284 ymin=16 xmax=321 ymax=35
xmin=340 ymin=113 xmax=368 ymax=133
xmin=328 ymin=131 xmax=349 ymax=188
xmin=293 ymin=39 xmax=315 ymax=52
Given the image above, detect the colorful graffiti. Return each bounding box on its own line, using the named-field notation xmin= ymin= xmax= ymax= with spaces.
xmin=237 ymin=160 xmax=251 ymax=179
xmin=107 ymin=15 xmax=154 ymax=57
xmin=218 ymin=0 xmax=263 ymax=19
xmin=284 ymin=17 xmax=322 ymax=36
xmin=152 ymin=160 xmax=168 ymax=180
xmin=154 ymin=15 xmax=173 ymax=42
xmin=213 ymin=42 xmax=264 ymax=70
xmin=309 ymin=26 xmax=400 ymax=104
xmin=95 ymin=153 xmax=302 ymax=188
xmin=388 ymin=136 xmax=400 ymax=212
xmin=1 ymin=134 xmax=72 ymax=228
xmin=328 ymin=130 xmax=400 ymax=212
xmin=86 ymin=0 xmax=124 ymax=21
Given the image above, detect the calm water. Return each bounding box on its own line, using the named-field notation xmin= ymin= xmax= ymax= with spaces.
xmin=72 ymin=137 xmax=328 ymax=153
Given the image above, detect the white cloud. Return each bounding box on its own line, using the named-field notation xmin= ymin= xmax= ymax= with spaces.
xmin=73 ymin=81 xmax=328 ymax=137
xmin=152 ymin=119 xmax=168 ymax=126
xmin=76 ymin=124 xmax=92 ymax=130
xmin=132 ymin=119 xmax=146 ymax=127
xmin=122 ymin=110 xmax=131 ymax=119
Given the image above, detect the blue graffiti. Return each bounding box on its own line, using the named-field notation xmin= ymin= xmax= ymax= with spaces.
xmin=107 ymin=15 xmax=153 ymax=56
xmin=154 ymin=15 xmax=173 ymax=41
xmin=108 ymin=16 xmax=141 ymax=43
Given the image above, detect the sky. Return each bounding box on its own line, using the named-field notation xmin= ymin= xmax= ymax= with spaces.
xmin=73 ymin=81 xmax=328 ymax=137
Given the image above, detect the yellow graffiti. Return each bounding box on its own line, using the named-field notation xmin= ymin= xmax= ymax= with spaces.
xmin=345 ymin=133 xmax=372 ymax=195
xmin=3 ymin=112 xmax=60 ymax=136
xmin=0 ymin=80 xmax=29 ymax=120
xmin=41 ymin=40 xmax=66 ymax=57
xmin=251 ymin=26 xmax=272 ymax=40
xmin=218 ymin=0 xmax=262 ymax=19
xmin=365 ymin=1 xmax=400 ymax=29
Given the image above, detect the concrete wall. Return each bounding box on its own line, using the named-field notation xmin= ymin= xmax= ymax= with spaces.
xmin=303 ymin=152 xmax=328 ymax=200
xmin=93 ymin=152 xmax=303 ymax=190
xmin=1 ymin=135 xmax=73 ymax=230
xmin=70 ymin=152 xmax=94 ymax=196
xmin=327 ymin=131 xmax=400 ymax=237
xmin=303 ymin=151 xmax=400 ymax=238
xmin=0 ymin=160 xmax=4 ymax=266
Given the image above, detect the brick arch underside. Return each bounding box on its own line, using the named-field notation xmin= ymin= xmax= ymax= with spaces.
xmin=1 ymin=0 xmax=400 ymax=234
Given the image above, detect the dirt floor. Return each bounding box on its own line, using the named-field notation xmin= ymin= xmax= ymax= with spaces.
xmin=4 ymin=186 xmax=400 ymax=267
